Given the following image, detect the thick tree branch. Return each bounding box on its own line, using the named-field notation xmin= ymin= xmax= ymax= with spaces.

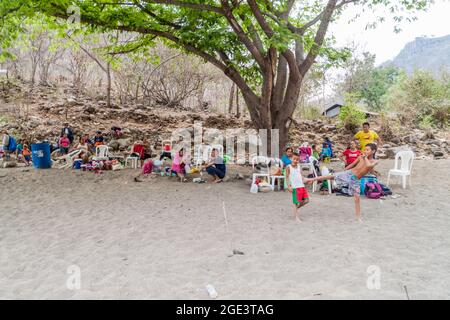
xmin=220 ymin=0 xmax=267 ymax=71
xmin=247 ymin=0 xmax=274 ymax=38
xmin=299 ymin=0 xmax=337 ymax=76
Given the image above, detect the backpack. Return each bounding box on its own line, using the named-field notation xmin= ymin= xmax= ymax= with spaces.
xmin=8 ymin=136 xmax=17 ymax=152
xmin=298 ymin=146 xmax=311 ymax=163
xmin=379 ymin=183 xmax=393 ymax=196
xmin=364 ymin=182 xmax=384 ymax=199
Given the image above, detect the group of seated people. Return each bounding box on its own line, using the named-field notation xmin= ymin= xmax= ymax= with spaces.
xmin=281 ymin=137 xmax=364 ymax=168
xmin=136 ymin=141 xmax=227 ymax=183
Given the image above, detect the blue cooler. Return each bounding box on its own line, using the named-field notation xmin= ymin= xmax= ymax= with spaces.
xmin=73 ymin=159 xmax=83 ymax=169
xmin=360 ymin=175 xmax=378 ymax=195
xmin=31 ymin=143 xmax=52 ymax=169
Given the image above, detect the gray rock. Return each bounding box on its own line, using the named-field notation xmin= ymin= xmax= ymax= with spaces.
xmin=1 ymin=160 xmax=17 ymax=168
xmin=108 ymin=140 xmax=120 ymax=151
xmin=425 ymin=139 xmax=442 ymax=146
xmin=377 ymin=153 xmax=388 ymax=159
xmin=385 ymin=145 xmax=413 ymax=159
xmin=84 ymin=106 xmax=97 ymax=114
xmin=116 ymin=138 xmax=132 ymax=150
xmin=433 ymin=150 xmax=444 ymax=158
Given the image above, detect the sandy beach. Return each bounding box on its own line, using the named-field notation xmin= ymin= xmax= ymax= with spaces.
xmin=1 ymin=159 xmax=449 ymax=300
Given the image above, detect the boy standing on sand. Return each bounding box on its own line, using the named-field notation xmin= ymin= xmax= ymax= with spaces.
xmin=310 ymin=143 xmax=379 ymax=221
xmin=286 ymin=152 xmax=313 ymax=223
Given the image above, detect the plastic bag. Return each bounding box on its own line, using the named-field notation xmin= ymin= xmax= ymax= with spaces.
xmin=250 ymin=183 xmax=259 ymax=194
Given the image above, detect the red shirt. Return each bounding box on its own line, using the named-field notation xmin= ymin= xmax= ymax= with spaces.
xmin=343 ymin=149 xmax=361 ymax=165
xmin=59 ymin=137 xmax=71 ymax=148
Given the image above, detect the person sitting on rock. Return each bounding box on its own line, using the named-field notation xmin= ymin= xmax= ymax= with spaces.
xmin=203 ymin=148 xmax=226 ymax=183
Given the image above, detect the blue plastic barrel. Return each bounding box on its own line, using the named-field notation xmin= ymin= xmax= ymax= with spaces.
xmin=31 ymin=143 xmax=52 ymax=169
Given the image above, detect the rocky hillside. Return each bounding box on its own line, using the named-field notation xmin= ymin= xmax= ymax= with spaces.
xmin=1 ymin=81 xmax=449 ymax=160
xmin=383 ymin=35 xmax=450 ymax=75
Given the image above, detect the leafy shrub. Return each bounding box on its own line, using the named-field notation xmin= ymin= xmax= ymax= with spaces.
xmin=384 ymin=70 xmax=450 ymax=129
xmin=338 ymin=94 xmax=366 ymax=133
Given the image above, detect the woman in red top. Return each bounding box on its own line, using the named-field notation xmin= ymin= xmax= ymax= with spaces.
xmin=340 ymin=140 xmax=361 ymax=168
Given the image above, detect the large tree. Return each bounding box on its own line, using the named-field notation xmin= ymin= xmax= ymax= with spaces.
xmin=1 ymin=0 xmax=431 ymax=150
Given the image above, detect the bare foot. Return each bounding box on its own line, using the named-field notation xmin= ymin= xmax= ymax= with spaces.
xmin=214 ymin=179 xmax=222 ymax=183
xmin=357 ymin=217 xmax=363 ymax=223
xmin=295 ymin=217 xmax=302 ymax=223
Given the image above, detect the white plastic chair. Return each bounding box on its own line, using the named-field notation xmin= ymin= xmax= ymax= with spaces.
xmin=269 ymin=158 xmax=285 ymax=191
xmin=56 ymin=149 xmax=83 ymax=169
xmin=251 ymin=155 xmax=271 ymax=184
xmin=300 ymin=160 xmax=317 ymax=190
xmin=316 ymin=166 xmax=332 ymax=194
xmin=93 ymin=145 xmax=110 ymax=161
xmin=125 ymin=144 xmax=143 ymax=169
xmin=387 ymin=150 xmax=414 ymax=189
xmin=307 ymin=156 xmax=321 ymax=192
xmin=125 ymin=156 xmax=139 ymax=169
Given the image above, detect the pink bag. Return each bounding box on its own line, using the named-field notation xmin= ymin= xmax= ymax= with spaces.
xmin=142 ymin=160 xmax=153 ymax=175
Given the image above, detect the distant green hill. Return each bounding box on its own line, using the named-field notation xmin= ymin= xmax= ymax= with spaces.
xmin=382 ymin=35 xmax=450 ymax=76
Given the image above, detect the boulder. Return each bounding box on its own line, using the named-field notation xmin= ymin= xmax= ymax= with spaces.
xmin=83 ymin=106 xmax=97 ymax=114
xmin=385 ymin=145 xmax=413 ymax=159
xmin=1 ymin=160 xmax=17 ymax=168
xmin=425 ymin=139 xmax=442 ymax=146
xmin=116 ymin=138 xmax=132 ymax=150
xmin=433 ymin=150 xmax=444 ymax=158
xmin=377 ymin=152 xmax=388 ymax=159
xmin=65 ymin=97 xmax=80 ymax=108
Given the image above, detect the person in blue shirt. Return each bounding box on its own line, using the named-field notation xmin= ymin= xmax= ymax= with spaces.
xmin=320 ymin=142 xmax=332 ymax=161
xmin=281 ymin=147 xmax=293 ymax=166
xmin=324 ymin=137 xmax=333 ymax=157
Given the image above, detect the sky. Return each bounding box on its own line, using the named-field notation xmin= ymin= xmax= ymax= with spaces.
xmin=331 ymin=0 xmax=450 ymax=65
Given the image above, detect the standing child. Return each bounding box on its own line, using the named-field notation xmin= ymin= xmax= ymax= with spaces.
xmin=59 ymin=134 xmax=71 ymax=155
xmin=286 ymin=152 xmax=313 ymax=223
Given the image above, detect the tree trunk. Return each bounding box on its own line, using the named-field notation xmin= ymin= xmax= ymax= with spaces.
xmin=228 ymin=83 xmax=235 ymax=116
xmin=236 ymin=87 xmax=240 ymax=118
xmin=106 ymin=62 xmax=111 ymax=108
